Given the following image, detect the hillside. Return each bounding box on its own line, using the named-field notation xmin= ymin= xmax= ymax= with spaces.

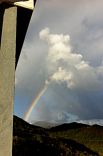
xmin=49 ymin=123 xmax=103 ymax=155
xmin=13 ymin=116 xmax=99 ymax=156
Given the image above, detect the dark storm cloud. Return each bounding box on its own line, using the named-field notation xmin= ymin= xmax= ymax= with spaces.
xmin=15 ymin=0 xmax=103 ymax=123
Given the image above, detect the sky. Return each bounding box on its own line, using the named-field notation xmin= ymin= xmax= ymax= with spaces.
xmin=14 ymin=0 xmax=103 ymax=124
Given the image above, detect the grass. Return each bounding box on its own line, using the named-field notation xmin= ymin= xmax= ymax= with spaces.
xmin=49 ymin=126 xmax=103 ymax=155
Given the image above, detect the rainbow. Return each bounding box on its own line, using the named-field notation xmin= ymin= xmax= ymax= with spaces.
xmin=24 ymin=84 xmax=48 ymax=122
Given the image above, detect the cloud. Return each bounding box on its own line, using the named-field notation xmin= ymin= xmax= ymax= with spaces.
xmin=57 ymin=111 xmax=79 ymax=123
xmin=39 ymin=27 xmax=103 ymax=91
xmin=27 ymin=27 xmax=103 ymax=122
xmin=77 ymin=119 xmax=103 ymax=126
xmin=15 ymin=0 xmax=103 ymax=122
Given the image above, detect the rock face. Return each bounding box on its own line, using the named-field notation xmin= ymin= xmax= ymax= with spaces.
xmin=13 ymin=116 xmax=99 ymax=156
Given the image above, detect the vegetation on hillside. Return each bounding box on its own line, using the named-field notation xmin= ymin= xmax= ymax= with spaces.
xmin=13 ymin=116 xmax=101 ymax=156
xmin=49 ymin=123 xmax=103 ymax=155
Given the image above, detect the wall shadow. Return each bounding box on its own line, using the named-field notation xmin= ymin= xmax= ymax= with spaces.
xmin=16 ymin=0 xmax=37 ymax=68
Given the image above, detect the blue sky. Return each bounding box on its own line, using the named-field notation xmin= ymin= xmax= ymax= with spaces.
xmin=14 ymin=0 xmax=103 ymax=124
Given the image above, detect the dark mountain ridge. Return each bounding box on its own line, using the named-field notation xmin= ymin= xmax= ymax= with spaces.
xmin=49 ymin=122 xmax=89 ymax=131
xmin=13 ymin=115 xmax=100 ymax=156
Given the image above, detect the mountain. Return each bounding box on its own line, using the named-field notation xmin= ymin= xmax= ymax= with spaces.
xmin=32 ymin=121 xmax=60 ymax=128
xmin=49 ymin=122 xmax=89 ymax=131
xmin=32 ymin=119 xmax=103 ymax=129
xmin=48 ymin=122 xmax=103 ymax=155
xmin=13 ymin=116 xmax=99 ymax=156
xmin=13 ymin=115 xmax=47 ymax=135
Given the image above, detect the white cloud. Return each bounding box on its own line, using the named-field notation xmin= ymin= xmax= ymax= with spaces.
xmin=39 ymin=28 xmax=103 ymax=91
xmin=15 ymin=0 xmax=103 ymax=121
xmin=57 ymin=111 xmax=79 ymax=123
xmin=51 ymin=67 xmax=75 ymax=89
xmin=77 ymin=119 xmax=103 ymax=126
